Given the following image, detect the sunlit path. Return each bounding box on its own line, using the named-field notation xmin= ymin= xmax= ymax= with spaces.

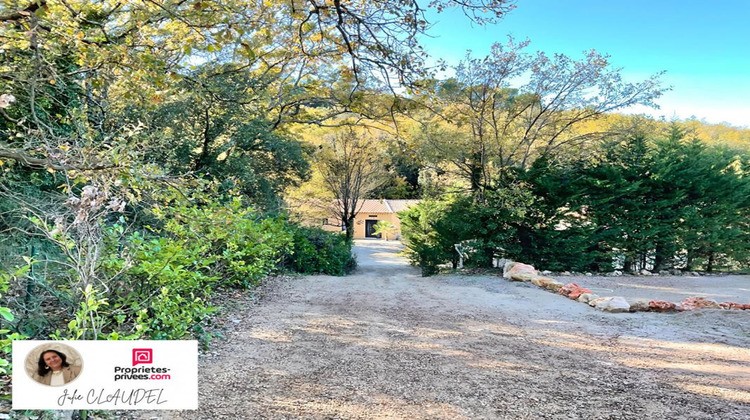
xmin=135 ymin=241 xmax=750 ymax=419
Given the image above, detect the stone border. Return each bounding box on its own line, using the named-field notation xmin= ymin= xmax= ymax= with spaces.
xmin=502 ymin=262 xmax=750 ymax=313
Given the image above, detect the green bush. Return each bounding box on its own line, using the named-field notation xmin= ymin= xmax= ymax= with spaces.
xmin=151 ymin=198 xmax=293 ymax=288
xmin=399 ymin=201 xmax=450 ymax=276
xmin=101 ymin=198 xmax=294 ymax=341
xmin=287 ymin=227 xmax=356 ymax=275
xmin=0 ymin=264 xmax=30 ymax=374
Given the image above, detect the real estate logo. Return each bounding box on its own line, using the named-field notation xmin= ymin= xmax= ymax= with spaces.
xmin=132 ymin=349 xmax=153 ymax=366
xmin=114 ymin=349 xmax=170 ymax=382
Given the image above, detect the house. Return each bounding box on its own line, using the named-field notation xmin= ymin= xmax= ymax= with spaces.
xmin=322 ymin=199 xmax=420 ymax=239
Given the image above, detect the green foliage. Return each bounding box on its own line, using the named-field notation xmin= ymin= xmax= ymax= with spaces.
xmin=402 ymin=127 xmax=750 ymax=274
xmin=399 ymin=201 xmax=451 ymax=276
xmin=519 ymin=128 xmax=750 ymax=272
xmin=106 ymin=198 xmax=293 ymax=340
xmin=150 ymin=198 xmax=294 ymax=287
xmin=286 ymin=227 xmax=356 ymax=276
xmin=372 ymin=220 xmax=397 ymax=241
xmin=0 ymin=264 xmax=30 ymax=374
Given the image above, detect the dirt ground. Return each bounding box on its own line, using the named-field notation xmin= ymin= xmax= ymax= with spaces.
xmin=561 ymin=273 xmax=750 ymax=304
xmin=141 ymin=240 xmax=750 ymax=419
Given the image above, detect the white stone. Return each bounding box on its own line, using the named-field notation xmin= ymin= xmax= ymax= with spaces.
xmin=628 ymin=299 xmax=650 ymax=312
xmin=588 ymin=296 xmax=603 ymax=307
xmin=503 ymin=261 xmax=517 ymax=279
xmin=593 ymin=297 xmax=631 ymax=313
xmin=639 ymin=269 xmax=652 ymax=276
xmin=577 ymin=293 xmax=596 ymax=304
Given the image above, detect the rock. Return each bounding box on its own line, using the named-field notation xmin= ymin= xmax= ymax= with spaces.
xmin=558 ymin=282 xmax=578 ymax=296
xmin=628 ymin=299 xmax=650 ymax=312
xmin=502 ymin=261 xmax=518 ymax=278
xmin=592 ymin=296 xmax=631 ymax=313
xmin=649 ymin=300 xmax=677 ymax=312
xmin=506 ymin=263 xmax=538 ymax=282
xmin=495 ymin=258 xmax=512 ymax=269
xmin=559 ymin=283 xmax=592 ymax=300
xmin=578 ymin=293 xmax=597 ymax=304
xmin=639 ymin=269 xmax=652 ymax=276
xmin=720 ymin=302 xmax=744 ymax=310
xmin=678 ymin=297 xmax=721 ymax=311
xmin=669 ymin=269 xmax=682 ymax=276
xmin=541 ymin=270 xmax=552 ymax=275
xmin=511 ymin=272 xmax=538 ymax=282
xmin=585 ymin=272 xmax=592 ymax=276
xmin=544 ymin=281 xmax=564 ymax=292
xmin=658 ymin=270 xmax=670 ymax=276
xmin=531 ymin=276 xmax=556 ymax=288
xmin=690 ymin=271 xmax=701 ymax=277
xmin=612 ymin=270 xmax=623 ymax=276
xmin=560 ymin=271 xmax=571 ymax=276
xmin=568 ymin=288 xmax=592 ymax=300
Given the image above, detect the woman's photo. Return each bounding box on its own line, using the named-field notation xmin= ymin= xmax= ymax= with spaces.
xmin=26 ymin=343 xmax=82 ymax=386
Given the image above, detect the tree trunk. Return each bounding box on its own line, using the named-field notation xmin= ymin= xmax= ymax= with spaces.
xmin=623 ymin=257 xmax=633 ymax=273
xmin=342 ymin=217 xmax=354 ymax=242
xmin=517 ymin=225 xmax=533 ymax=262
xmin=685 ymin=251 xmax=694 ymax=271
xmin=469 ymin=155 xmax=484 ymax=200
xmin=706 ymin=252 xmax=715 ymax=273
xmin=653 ymin=244 xmax=666 ymax=272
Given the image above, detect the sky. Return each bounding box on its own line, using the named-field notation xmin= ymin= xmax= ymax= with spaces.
xmin=418 ymin=0 xmax=750 ymax=128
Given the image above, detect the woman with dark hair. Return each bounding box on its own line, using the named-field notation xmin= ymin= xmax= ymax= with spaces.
xmin=33 ymin=349 xmax=81 ymax=386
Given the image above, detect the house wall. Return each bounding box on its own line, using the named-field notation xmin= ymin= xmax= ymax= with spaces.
xmin=320 ymin=201 xmax=417 ymax=240
xmin=352 ymin=212 xmax=403 ymax=239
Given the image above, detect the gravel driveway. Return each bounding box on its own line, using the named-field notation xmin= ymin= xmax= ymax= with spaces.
xmin=143 ymin=240 xmax=750 ymax=419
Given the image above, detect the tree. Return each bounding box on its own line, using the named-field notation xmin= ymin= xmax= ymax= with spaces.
xmin=411 ymin=39 xmax=663 ymax=200
xmin=315 ymin=129 xmax=386 ymax=241
xmin=0 ymin=0 xmax=517 ymax=202
xmin=372 ymin=220 xmax=396 ymax=241
xmin=673 ymin=141 xmax=750 ymax=271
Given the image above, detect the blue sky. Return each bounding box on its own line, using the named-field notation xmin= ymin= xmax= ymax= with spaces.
xmin=419 ymin=0 xmax=750 ymax=128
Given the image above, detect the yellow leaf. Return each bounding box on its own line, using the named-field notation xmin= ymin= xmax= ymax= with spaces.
xmin=46 ymin=167 xmax=56 ymax=174
xmin=0 ymin=159 xmax=4 ymax=166
xmin=49 ymin=79 xmax=56 ymax=85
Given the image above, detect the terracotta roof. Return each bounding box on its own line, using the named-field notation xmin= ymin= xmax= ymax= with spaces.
xmin=388 ymin=200 xmax=420 ymax=213
xmin=355 ymin=199 xmax=420 ymax=214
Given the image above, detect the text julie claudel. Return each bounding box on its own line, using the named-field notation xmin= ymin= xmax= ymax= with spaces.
xmin=57 ymin=388 xmax=167 ymax=407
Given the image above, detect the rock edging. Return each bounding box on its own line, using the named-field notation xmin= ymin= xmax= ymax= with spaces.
xmin=502 ymin=261 xmax=750 ymax=313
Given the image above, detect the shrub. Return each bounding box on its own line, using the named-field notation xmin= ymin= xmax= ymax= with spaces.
xmin=399 ymin=201 xmax=450 ymax=276
xmin=286 ymin=227 xmax=356 ymax=275
xmin=101 ymin=198 xmax=294 ymax=340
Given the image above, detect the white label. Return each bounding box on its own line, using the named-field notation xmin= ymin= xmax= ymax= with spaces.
xmin=13 ymin=340 xmax=198 ymax=410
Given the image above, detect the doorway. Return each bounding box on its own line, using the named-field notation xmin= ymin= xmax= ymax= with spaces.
xmin=365 ymin=220 xmax=381 ymax=238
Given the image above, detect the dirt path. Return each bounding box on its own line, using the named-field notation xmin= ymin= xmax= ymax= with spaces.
xmin=148 ymin=240 xmax=750 ymax=419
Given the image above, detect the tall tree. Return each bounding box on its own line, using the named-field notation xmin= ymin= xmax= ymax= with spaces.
xmin=411 ymin=39 xmax=663 ymax=199
xmin=315 ymin=129 xmax=385 ymax=241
